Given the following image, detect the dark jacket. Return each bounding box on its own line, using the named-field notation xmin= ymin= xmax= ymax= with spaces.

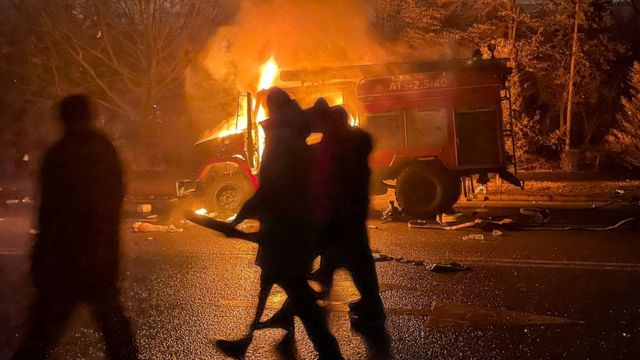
xmin=32 ymin=127 xmax=124 ymax=291
xmin=236 ymin=123 xmax=315 ymax=275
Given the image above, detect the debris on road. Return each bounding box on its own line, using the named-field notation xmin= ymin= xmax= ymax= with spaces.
xmin=408 ymin=218 xmax=516 ymax=231
xmin=371 ymin=249 xmax=469 ymax=271
xmin=462 ymin=234 xmax=485 ymax=241
xmin=136 ymin=204 xmax=152 ymax=214
xmin=408 ymin=212 xmax=635 ymax=232
xmin=520 ymin=208 xmax=551 ymax=223
xmin=427 ymin=262 xmax=467 ymax=273
xmin=131 ymin=222 xmax=183 ymax=233
xmin=436 ymin=213 xmax=466 ymax=225
xmin=371 ymin=251 xmax=394 ymax=262
xmin=381 ymin=200 xmax=404 ymax=223
xmin=368 ymin=224 xmax=382 ymax=230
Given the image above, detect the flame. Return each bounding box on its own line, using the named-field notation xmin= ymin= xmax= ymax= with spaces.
xmin=196 ymin=55 xmax=361 ymax=154
xmin=258 ymin=56 xmax=279 ymax=92
xmin=254 ymin=56 xmax=279 ymax=157
xmin=194 ymin=208 xmax=208 ymax=215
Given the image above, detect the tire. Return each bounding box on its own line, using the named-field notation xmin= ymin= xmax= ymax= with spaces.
xmin=395 ymin=162 xmax=459 ymax=218
xmin=202 ymin=173 xmax=254 ymax=217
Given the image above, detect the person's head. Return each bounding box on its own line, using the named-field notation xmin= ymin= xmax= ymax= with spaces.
xmin=58 ymin=94 xmax=94 ymax=131
xmin=266 ymin=87 xmax=294 ymax=121
xmin=265 ymin=87 xmax=308 ymax=136
xmin=329 ymin=105 xmax=350 ymax=130
xmin=307 ymin=97 xmax=331 ymax=133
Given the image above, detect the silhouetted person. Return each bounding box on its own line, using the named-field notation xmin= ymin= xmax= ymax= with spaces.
xmin=310 ymin=104 xmax=385 ymax=323
xmin=257 ymin=101 xmax=390 ymax=358
xmin=12 ymin=95 xmax=138 ymax=360
xmin=216 ymin=88 xmax=342 ymax=359
xmin=313 ymin=106 xmax=390 ymax=358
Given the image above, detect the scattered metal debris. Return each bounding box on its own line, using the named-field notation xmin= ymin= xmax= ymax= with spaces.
xmin=367 ymin=224 xmax=382 ymax=230
xmin=492 ymin=229 xmax=504 ymax=236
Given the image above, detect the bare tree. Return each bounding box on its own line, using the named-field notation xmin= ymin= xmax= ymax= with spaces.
xmin=11 ymin=0 xmax=233 ymax=134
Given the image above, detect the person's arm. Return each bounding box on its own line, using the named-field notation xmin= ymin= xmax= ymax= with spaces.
xmin=232 ymin=192 xmax=261 ymax=226
xmin=232 ymin=135 xmax=292 ymax=226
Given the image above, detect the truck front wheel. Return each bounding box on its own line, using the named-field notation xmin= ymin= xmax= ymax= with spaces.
xmin=395 ymin=162 xmax=459 ymax=218
xmin=202 ymin=174 xmax=255 ymax=217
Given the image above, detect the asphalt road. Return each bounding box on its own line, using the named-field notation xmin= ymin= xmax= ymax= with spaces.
xmin=1 ymin=207 xmax=639 ymax=360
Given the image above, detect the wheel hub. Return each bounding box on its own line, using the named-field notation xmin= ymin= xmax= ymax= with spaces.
xmin=215 ymin=185 xmax=240 ymax=211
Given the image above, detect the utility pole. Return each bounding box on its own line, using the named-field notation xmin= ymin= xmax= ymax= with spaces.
xmin=565 ymin=0 xmax=580 ymax=152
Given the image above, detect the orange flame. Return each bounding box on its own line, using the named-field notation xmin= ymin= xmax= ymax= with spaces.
xmin=258 ymin=56 xmax=279 ymax=92
xmin=197 ymin=55 xmax=359 ymax=149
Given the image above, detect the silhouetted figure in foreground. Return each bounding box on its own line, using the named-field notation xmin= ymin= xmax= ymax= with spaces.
xmin=215 ymin=88 xmax=342 ymax=359
xmin=258 ymin=102 xmax=390 ymax=358
xmin=12 ymin=95 xmax=138 ymax=360
xmin=311 ymin=105 xmax=385 ymax=324
xmin=313 ymin=106 xmax=389 ymax=358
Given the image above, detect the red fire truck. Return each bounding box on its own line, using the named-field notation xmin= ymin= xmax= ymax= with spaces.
xmin=177 ymin=54 xmax=522 ymax=218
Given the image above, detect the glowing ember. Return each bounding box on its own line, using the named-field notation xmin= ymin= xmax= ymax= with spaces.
xmin=194 ymin=208 xmax=208 ymax=215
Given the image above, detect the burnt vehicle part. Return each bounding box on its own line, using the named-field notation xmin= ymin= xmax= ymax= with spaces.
xmin=176 ymin=114 xmax=258 ymax=217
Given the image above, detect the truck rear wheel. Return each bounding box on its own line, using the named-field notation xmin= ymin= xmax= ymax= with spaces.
xmin=202 ymin=174 xmax=254 ymax=217
xmin=395 ymin=162 xmax=459 ymax=218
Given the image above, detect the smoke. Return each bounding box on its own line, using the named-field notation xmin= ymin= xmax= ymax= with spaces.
xmin=202 ymin=0 xmax=390 ymax=90
xmin=185 ymin=0 xmax=456 ymax=136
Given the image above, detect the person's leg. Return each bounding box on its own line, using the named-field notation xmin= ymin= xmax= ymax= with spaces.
xmin=11 ymin=292 xmax=76 ymax=360
xmin=279 ymin=275 xmax=343 ymax=360
xmin=89 ymin=286 xmax=138 ymax=360
xmin=250 ymin=272 xmax=275 ymax=330
xmin=309 ymin=226 xmax=340 ymax=298
xmin=310 ymin=254 xmax=338 ymax=299
xmin=215 ymin=272 xmax=275 ymax=358
xmin=345 ymin=226 xmax=385 ymax=320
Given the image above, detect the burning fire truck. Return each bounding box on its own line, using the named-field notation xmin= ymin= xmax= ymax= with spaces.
xmin=177 ymin=52 xmax=522 ymax=218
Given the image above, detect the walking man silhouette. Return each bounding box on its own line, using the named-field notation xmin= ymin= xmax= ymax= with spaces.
xmin=12 ymin=95 xmax=138 ymax=360
xmin=215 ymin=88 xmax=343 ymax=360
xmin=311 ymin=105 xmax=385 ymax=324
